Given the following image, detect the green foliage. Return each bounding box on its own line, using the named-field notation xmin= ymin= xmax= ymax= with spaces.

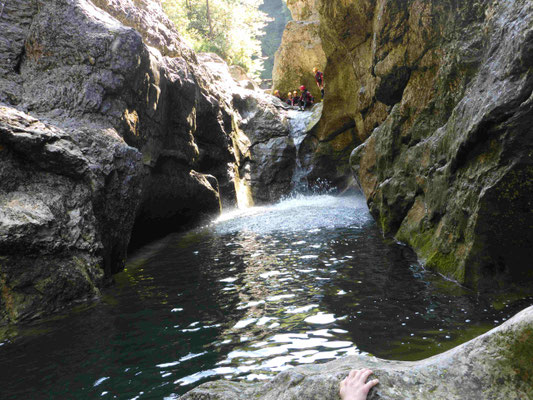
xmin=162 ymin=0 xmax=270 ymax=76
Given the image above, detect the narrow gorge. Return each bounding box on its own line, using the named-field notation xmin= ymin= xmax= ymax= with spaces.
xmin=0 ymin=0 xmax=532 ymax=399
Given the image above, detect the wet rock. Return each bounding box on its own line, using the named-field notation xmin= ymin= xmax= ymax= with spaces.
xmin=235 ymin=93 xmax=295 ymax=203
xmin=315 ymin=0 xmax=533 ymax=288
xmin=273 ymin=0 xmax=374 ymax=191
xmin=0 ymin=0 xmax=294 ymax=324
xmin=290 ymin=103 xmax=323 ymax=187
xmin=272 ymin=0 xmax=336 ymax=189
xmin=182 ymin=305 xmax=533 ymax=399
xmin=194 ymin=52 xmax=297 ymax=204
xmin=0 ymin=105 xmax=143 ymax=322
xmin=272 ymin=0 xmax=326 ymax=102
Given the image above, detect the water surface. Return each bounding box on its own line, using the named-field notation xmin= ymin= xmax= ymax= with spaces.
xmin=0 ymin=194 xmax=530 ymax=399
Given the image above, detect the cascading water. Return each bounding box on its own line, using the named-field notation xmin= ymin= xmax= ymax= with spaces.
xmin=286 ymin=103 xmax=332 ymax=195
xmin=287 ymin=107 xmax=315 ymax=193
xmin=0 ymin=102 xmax=530 ymax=397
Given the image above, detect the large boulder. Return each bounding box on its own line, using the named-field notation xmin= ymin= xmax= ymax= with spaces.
xmin=0 ymin=0 xmax=295 ymax=324
xmin=0 ymin=105 xmax=143 ymax=322
xmin=272 ymin=0 xmax=326 ymax=102
xmin=314 ymin=0 xmax=533 ymax=288
xmin=0 ymin=0 xmax=223 ymax=323
xmin=197 ymin=53 xmax=296 ymax=204
xmin=182 ymin=305 xmax=533 ymax=399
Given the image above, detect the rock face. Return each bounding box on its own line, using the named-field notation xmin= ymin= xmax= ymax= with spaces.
xmin=0 ymin=106 xmax=143 ymax=321
xmin=234 ymin=94 xmax=296 ymax=204
xmin=272 ymin=0 xmax=326 ymax=102
xmin=286 ymin=0 xmax=319 ymax=20
xmin=273 ymin=0 xmax=367 ymax=190
xmin=184 ymin=305 xmax=533 ymax=399
xmin=0 ymin=0 xmax=295 ymax=324
xmin=314 ymin=0 xmax=533 ymax=288
xmin=197 ymin=52 xmax=296 ymax=205
xmin=272 ymin=0 xmax=355 ymax=190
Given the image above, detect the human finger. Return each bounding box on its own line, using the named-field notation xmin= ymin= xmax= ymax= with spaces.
xmin=359 ymin=369 xmax=373 ymax=383
xmin=348 ymin=369 xmax=359 ymax=379
xmin=365 ymin=378 xmax=379 ymax=390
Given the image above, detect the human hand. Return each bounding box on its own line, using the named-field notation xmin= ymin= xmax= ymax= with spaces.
xmin=339 ymin=369 xmax=379 ymax=400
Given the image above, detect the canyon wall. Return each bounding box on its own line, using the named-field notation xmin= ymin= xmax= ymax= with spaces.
xmin=272 ymin=0 xmax=326 ymax=102
xmin=313 ymin=0 xmax=533 ymax=289
xmin=273 ymin=0 xmax=359 ymax=189
xmin=273 ymin=0 xmax=533 ymax=286
xmin=0 ymin=0 xmax=294 ymax=324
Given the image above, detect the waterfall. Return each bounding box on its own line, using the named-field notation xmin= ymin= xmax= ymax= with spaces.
xmin=288 ymin=109 xmax=312 ymax=193
xmin=287 ymin=103 xmax=322 ymax=193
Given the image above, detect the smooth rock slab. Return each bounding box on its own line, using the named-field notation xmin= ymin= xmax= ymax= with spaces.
xmin=182 ymin=305 xmax=533 ymax=400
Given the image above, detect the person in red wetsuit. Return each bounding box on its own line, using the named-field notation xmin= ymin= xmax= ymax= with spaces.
xmin=313 ymin=67 xmax=325 ymax=99
xmin=298 ymin=85 xmax=314 ymax=110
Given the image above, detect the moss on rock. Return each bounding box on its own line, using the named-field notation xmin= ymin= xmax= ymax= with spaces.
xmin=338 ymin=0 xmax=533 ymax=288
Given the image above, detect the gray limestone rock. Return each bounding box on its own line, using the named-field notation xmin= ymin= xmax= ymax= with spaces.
xmin=197 ymin=52 xmax=296 ymax=204
xmin=314 ymin=0 xmax=533 ymax=288
xmin=0 ymin=0 xmax=298 ymax=323
xmin=0 ymin=105 xmax=144 ymax=322
xmin=234 ymin=92 xmax=296 ymax=204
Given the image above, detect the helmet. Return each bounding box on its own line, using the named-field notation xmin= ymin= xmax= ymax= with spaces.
xmin=313 ymin=67 xmax=318 ymax=73
xmin=274 ymin=90 xmax=279 ymax=94
xmin=288 ymin=92 xmax=292 ymax=96
xmin=293 ymin=91 xmax=298 ymax=95
xmin=300 ymin=85 xmax=306 ymax=91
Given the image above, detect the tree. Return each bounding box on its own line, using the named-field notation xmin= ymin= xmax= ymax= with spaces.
xmin=162 ymin=0 xmax=271 ymax=77
xmin=206 ymin=0 xmax=213 ymax=37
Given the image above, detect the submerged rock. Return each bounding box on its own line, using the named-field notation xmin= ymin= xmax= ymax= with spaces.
xmin=182 ymin=305 xmax=533 ymax=399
